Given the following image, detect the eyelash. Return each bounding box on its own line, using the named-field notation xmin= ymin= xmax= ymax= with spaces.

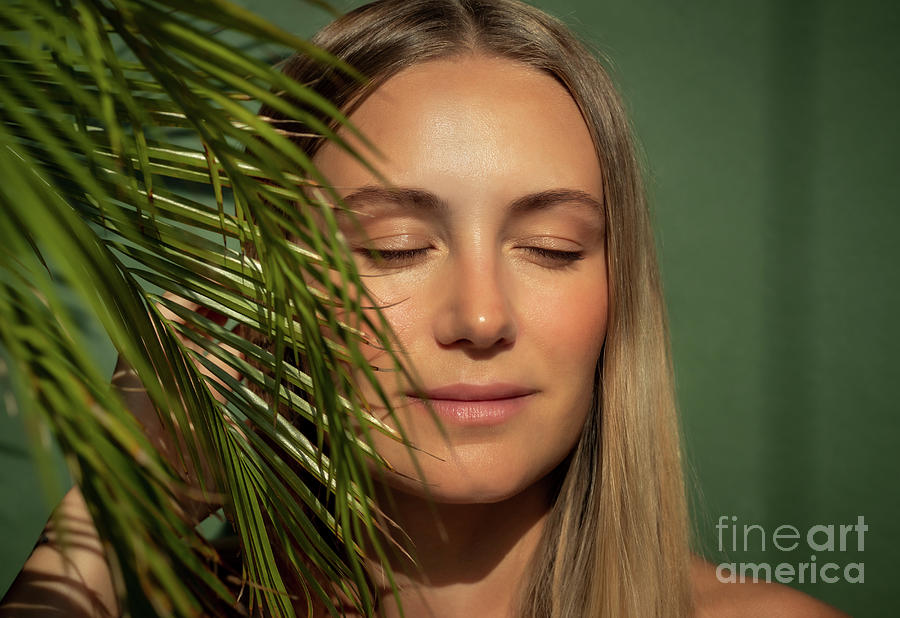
xmin=354 ymin=246 xmax=584 ymax=268
xmin=355 ymin=247 xmax=430 ymax=265
xmin=522 ymin=246 xmax=584 ymax=266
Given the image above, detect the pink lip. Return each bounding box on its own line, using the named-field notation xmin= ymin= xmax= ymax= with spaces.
xmin=405 ymin=383 xmax=537 ymax=425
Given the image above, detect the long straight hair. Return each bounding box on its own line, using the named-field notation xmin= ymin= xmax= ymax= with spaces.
xmin=259 ymin=1 xmax=692 ymax=615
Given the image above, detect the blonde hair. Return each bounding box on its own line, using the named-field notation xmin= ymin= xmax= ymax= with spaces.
xmin=260 ymin=1 xmax=692 ymax=615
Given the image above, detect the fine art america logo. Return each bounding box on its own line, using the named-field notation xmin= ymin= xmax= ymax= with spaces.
xmin=715 ymin=515 xmax=867 ymax=584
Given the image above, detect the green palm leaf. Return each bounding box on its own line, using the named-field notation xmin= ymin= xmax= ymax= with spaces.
xmin=0 ymin=1 xmax=417 ymax=615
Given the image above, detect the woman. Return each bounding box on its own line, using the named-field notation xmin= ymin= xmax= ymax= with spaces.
xmin=1 ymin=1 xmax=847 ymax=616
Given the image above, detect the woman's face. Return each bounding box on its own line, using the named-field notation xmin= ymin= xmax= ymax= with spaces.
xmin=314 ymin=55 xmax=608 ymax=503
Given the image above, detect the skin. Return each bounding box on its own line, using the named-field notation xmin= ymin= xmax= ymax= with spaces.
xmin=312 ymin=53 xmax=609 ymax=616
xmin=1 ymin=53 xmax=849 ymax=618
xmin=317 ymin=55 xmax=608 ymax=503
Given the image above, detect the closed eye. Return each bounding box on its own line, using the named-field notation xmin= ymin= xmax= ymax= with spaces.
xmin=522 ymin=247 xmax=584 ymax=267
xmin=354 ymin=247 xmax=431 ymax=265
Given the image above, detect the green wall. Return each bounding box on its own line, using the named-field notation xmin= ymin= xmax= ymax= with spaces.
xmin=2 ymin=1 xmax=897 ymax=615
xmin=570 ymin=1 xmax=898 ymax=615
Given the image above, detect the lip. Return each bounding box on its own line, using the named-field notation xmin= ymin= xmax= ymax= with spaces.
xmin=409 ymin=382 xmax=537 ymax=401
xmin=405 ymin=383 xmax=537 ymax=426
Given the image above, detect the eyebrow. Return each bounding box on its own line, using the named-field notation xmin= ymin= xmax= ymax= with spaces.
xmin=336 ymin=185 xmax=604 ymax=218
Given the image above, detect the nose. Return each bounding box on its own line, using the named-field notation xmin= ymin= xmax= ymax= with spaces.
xmin=432 ymin=254 xmax=518 ymax=352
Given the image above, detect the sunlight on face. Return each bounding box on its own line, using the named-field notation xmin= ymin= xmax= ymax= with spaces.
xmin=314 ymin=55 xmax=608 ymax=503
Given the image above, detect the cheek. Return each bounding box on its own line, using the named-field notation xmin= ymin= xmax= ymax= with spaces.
xmin=327 ymin=264 xmax=420 ymax=357
xmin=525 ymin=274 xmax=609 ymax=369
xmin=346 ymin=285 xmax=430 ymax=401
xmin=525 ymin=275 xmax=607 ymax=459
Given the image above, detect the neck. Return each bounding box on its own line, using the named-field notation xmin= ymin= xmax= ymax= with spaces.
xmin=365 ymin=472 xmax=560 ymax=618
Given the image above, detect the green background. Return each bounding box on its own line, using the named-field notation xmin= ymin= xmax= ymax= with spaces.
xmin=2 ymin=0 xmax=897 ymax=615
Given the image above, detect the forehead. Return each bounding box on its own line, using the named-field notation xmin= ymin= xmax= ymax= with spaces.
xmin=313 ymin=54 xmax=603 ymax=204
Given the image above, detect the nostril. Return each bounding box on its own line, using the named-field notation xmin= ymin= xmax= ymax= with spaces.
xmin=431 ymin=263 xmax=518 ymax=350
xmin=442 ymin=310 xmax=517 ymax=351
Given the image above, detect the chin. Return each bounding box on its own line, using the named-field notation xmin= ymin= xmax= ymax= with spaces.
xmin=373 ymin=447 xmax=557 ymax=506
xmin=384 ymin=473 xmax=529 ymax=504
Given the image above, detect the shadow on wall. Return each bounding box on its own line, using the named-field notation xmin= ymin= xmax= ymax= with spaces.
xmin=762 ymin=0 xmax=818 ymax=522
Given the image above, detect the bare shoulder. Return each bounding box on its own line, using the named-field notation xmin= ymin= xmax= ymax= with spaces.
xmin=691 ymin=556 xmax=851 ymax=618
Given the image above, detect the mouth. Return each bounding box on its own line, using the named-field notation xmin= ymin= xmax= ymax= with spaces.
xmin=404 ymin=383 xmax=537 ymax=425
xmin=408 ymin=382 xmax=537 ymax=401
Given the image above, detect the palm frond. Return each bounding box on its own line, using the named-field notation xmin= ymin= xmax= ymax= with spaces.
xmin=0 ymin=1 xmax=416 ymax=615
